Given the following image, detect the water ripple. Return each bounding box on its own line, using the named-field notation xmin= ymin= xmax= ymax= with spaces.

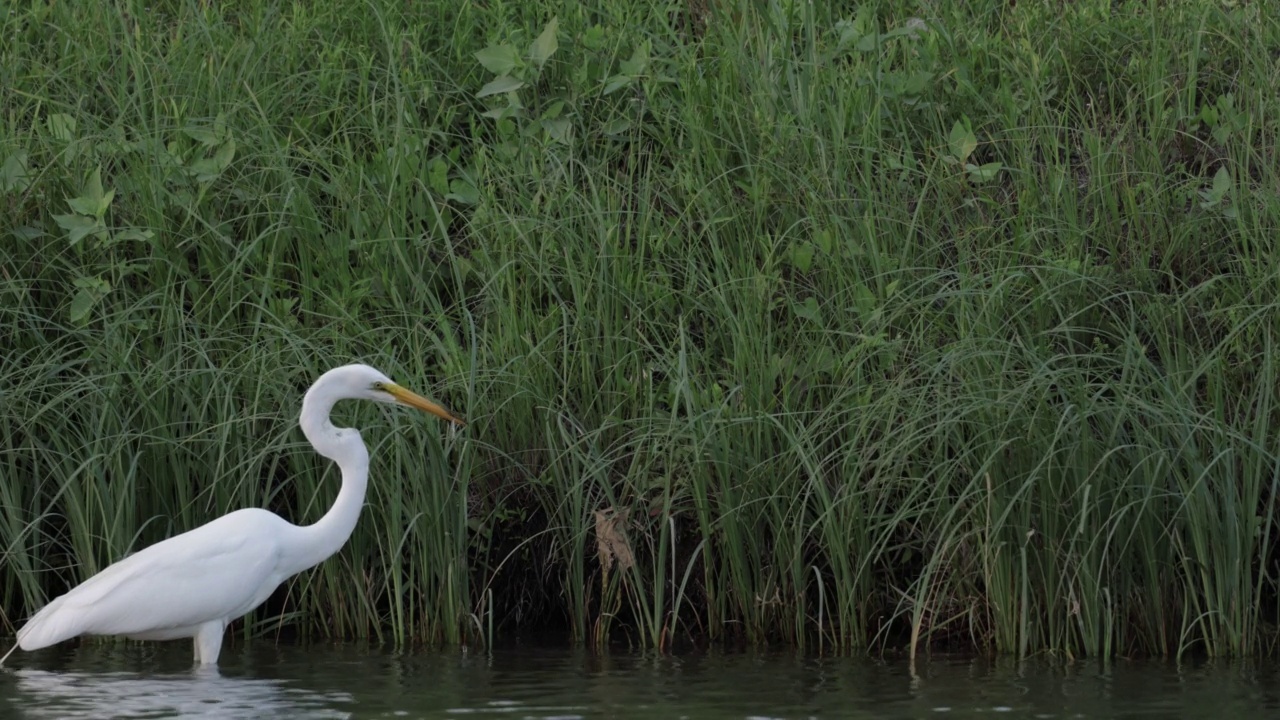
xmin=6 ymin=667 xmax=353 ymax=719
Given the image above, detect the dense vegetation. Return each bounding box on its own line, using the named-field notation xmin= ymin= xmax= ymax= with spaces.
xmin=2 ymin=0 xmax=1278 ymax=660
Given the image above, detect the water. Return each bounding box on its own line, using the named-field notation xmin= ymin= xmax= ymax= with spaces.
xmin=2 ymin=642 xmax=1278 ymax=719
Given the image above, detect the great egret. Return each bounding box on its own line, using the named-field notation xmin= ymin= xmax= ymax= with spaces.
xmin=1 ymin=363 xmax=463 ymax=667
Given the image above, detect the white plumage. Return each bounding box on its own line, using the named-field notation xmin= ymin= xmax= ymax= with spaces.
xmin=3 ymin=364 xmax=462 ymax=667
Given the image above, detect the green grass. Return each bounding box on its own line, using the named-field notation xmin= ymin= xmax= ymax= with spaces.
xmin=2 ymin=0 xmax=1278 ymax=659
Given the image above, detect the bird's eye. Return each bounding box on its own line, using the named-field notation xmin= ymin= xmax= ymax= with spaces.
xmin=372 ymin=382 xmax=386 ymax=391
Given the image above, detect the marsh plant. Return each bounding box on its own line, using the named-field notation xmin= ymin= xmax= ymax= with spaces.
xmin=1 ymin=0 xmax=1278 ymax=659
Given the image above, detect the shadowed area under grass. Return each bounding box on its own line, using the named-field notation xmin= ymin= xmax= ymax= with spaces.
xmin=1 ymin=0 xmax=1278 ymax=658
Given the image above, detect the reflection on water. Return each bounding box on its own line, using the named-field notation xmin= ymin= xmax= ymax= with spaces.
xmin=2 ymin=641 xmax=1280 ymax=719
xmin=7 ymin=666 xmax=352 ymax=719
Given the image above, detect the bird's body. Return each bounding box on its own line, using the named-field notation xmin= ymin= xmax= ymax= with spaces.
xmin=16 ymin=509 xmax=288 ymax=662
xmin=2 ymin=364 xmax=462 ymax=667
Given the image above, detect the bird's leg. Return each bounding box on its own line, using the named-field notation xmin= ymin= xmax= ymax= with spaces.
xmin=193 ymin=619 xmax=226 ymax=665
xmin=0 ymin=642 xmax=17 ymax=667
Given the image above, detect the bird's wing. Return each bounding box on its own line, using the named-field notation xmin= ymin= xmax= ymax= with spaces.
xmin=18 ymin=509 xmax=286 ymax=649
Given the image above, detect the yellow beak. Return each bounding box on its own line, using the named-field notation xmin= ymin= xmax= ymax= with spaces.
xmin=385 ymin=384 xmax=465 ymax=426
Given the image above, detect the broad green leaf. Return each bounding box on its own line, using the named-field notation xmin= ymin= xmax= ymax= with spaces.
xmin=529 ymin=17 xmax=559 ymax=69
xmin=540 ymin=100 xmax=565 ymax=120
xmin=94 ymin=188 xmax=113 ymax=215
xmin=68 ymin=276 xmax=110 ymax=323
xmin=69 ymin=288 xmax=98 ymax=323
xmin=853 ymin=284 xmax=877 ymax=315
xmin=11 ymin=226 xmax=43 ymax=241
xmin=113 ymin=228 xmax=155 ymax=243
xmin=620 ymin=42 xmax=650 ymax=76
xmin=186 ymin=139 xmax=234 ymax=182
xmin=902 ymin=71 xmax=933 ymax=95
xmin=808 ymin=346 xmax=836 ymax=376
xmin=66 ymin=190 xmax=114 ymax=218
xmin=480 ymin=106 xmax=519 ymax=120
xmin=602 ymin=75 xmax=634 ymax=95
xmin=602 ymin=116 xmax=632 ymax=135
xmin=48 ymin=113 xmax=76 ymax=142
xmin=446 ymin=179 xmax=479 ymax=205
xmin=813 ymin=229 xmax=833 ymax=255
xmin=183 ymin=126 xmax=221 ymax=146
xmin=966 ymin=161 xmax=1003 ymax=182
xmin=1212 ymin=166 xmax=1231 ymax=196
xmin=65 ymin=196 xmax=96 ymax=216
xmin=542 ymin=117 xmax=571 ymax=144
xmin=1199 ymin=104 xmax=1219 ymax=128
xmin=53 ymin=213 xmax=101 ymax=245
xmin=583 ymin=25 xmax=606 ymax=50
xmin=0 ymin=151 xmax=30 ymax=192
xmin=475 ymin=44 xmax=521 ymax=76
xmin=73 ymin=276 xmax=111 ymax=293
xmin=85 ymin=167 xmax=106 ymax=204
xmin=477 ymin=75 xmax=525 ymax=99
xmin=789 ymin=243 xmax=814 ymax=272
xmin=949 ymin=120 xmax=977 ymax=162
xmin=427 ymin=157 xmax=450 ymax=196
xmin=1199 ymin=167 xmax=1232 ymax=208
xmin=792 ymin=296 xmax=821 ymax=323
xmin=170 ymin=188 xmax=195 ymax=211
xmin=886 ymin=150 xmax=915 ymax=171
xmin=835 ymin=19 xmax=856 ymax=46
xmin=189 ymin=157 xmax=221 ymax=182
xmin=214 ymin=138 xmax=236 ymax=170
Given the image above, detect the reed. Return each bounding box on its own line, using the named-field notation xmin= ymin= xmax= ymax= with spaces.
xmin=1 ymin=0 xmax=1277 ymax=657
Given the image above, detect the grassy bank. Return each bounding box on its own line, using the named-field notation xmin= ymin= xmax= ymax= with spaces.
xmin=2 ymin=0 xmax=1278 ymax=659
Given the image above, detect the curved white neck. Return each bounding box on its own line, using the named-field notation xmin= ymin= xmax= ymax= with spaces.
xmin=284 ymin=382 xmax=371 ymax=575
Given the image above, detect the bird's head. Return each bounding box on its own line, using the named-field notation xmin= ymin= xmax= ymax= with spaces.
xmin=321 ymin=364 xmax=465 ymax=426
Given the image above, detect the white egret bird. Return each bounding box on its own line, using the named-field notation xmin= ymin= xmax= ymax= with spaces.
xmin=1 ymin=363 xmax=463 ymax=667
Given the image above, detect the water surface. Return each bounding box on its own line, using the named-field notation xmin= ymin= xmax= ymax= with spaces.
xmin=3 ymin=642 xmax=1278 ymax=718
